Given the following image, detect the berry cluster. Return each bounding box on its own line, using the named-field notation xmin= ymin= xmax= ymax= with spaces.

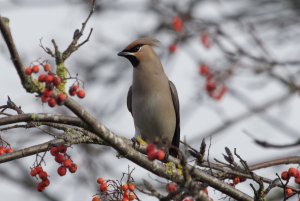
xmin=281 ymin=167 xmax=300 ymax=182
xmin=0 ymin=146 xmax=13 ymax=155
xmin=50 ymin=145 xmax=77 ymax=176
xmin=25 ymin=63 xmax=67 ymax=107
xmin=93 ymin=178 xmax=137 ymax=201
xmin=280 ymin=167 xmax=300 ymax=197
xmin=25 ymin=62 xmax=86 ymax=107
xmin=198 ymin=64 xmax=227 ymax=100
xmin=30 ymin=145 xmax=77 ymax=192
xmin=25 ymin=65 xmax=41 ymax=75
xmin=30 ymin=166 xmax=50 ymax=192
xmin=120 ymin=183 xmax=136 ymax=201
xmin=68 ymin=84 xmax=85 ymax=99
xmin=97 ymin=178 xmax=108 ymax=192
xmin=146 ymin=143 xmax=166 ymax=161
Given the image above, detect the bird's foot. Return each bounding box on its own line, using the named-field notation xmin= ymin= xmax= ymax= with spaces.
xmin=131 ymin=136 xmax=147 ymax=149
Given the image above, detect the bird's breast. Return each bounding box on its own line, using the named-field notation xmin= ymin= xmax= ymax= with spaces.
xmin=132 ymin=90 xmax=176 ymax=146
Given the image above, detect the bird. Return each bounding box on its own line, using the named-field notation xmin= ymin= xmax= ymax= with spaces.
xmin=117 ymin=38 xmax=180 ymax=157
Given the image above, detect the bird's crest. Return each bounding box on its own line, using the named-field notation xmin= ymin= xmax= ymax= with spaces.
xmin=125 ymin=38 xmax=160 ymax=50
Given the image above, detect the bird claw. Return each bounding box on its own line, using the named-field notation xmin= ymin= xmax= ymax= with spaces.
xmin=131 ymin=137 xmax=139 ymax=149
xmin=131 ymin=136 xmax=147 ymax=149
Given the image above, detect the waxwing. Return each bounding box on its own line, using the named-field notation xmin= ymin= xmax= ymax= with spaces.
xmin=118 ymin=38 xmax=180 ymax=157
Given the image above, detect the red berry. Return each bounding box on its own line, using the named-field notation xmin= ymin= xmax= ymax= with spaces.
xmin=69 ymin=85 xmax=78 ymax=96
xmin=199 ymin=65 xmax=210 ymax=76
xmin=166 ymin=182 xmax=177 ymax=193
xmin=43 ymin=89 xmax=53 ymax=97
xmin=63 ymin=159 xmax=72 ymax=168
xmin=38 ymin=74 xmax=46 ymax=82
xmin=41 ymin=95 xmax=49 ymax=103
xmin=288 ymin=167 xmax=299 ymax=177
xmin=30 ymin=168 xmax=38 ymax=177
xmin=206 ymin=80 xmax=216 ymax=92
xmin=76 ymin=90 xmax=86 ymax=99
xmin=122 ymin=198 xmax=129 ymax=201
xmin=128 ymin=183 xmax=135 ymax=192
xmin=168 ymin=44 xmax=177 ymax=53
xmin=44 ymin=64 xmax=51 ymax=72
xmin=281 ymin=171 xmax=290 ymax=180
xmin=57 ymin=166 xmax=67 ymax=176
xmin=35 ymin=166 xmax=43 ymax=174
xmin=25 ymin=67 xmax=32 ymax=75
xmin=285 ymin=187 xmax=294 ymax=197
xmin=129 ymin=194 xmax=135 ymax=201
xmin=100 ymin=183 xmax=107 ymax=192
xmin=233 ymin=177 xmax=240 ymax=185
xmin=36 ymin=182 xmax=45 ymax=192
xmin=121 ymin=184 xmax=128 ymax=191
xmin=172 ymin=16 xmax=183 ymax=32
xmin=40 ymin=179 xmax=50 ymax=187
xmin=201 ymin=32 xmax=211 ymax=49
xmin=38 ymin=171 xmax=48 ymax=180
xmin=123 ymin=191 xmax=129 ymax=198
xmin=71 ymin=85 xmax=79 ymax=92
xmin=53 ymin=76 xmax=62 ymax=86
xmin=32 ymin=65 xmax=39 ymax=73
xmin=156 ymin=149 xmax=165 ymax=161
xmin=50 ymin=147 xmax=59 ymax=156
xmin=97 ymin=178 xmax=104 ymax=184
xmin=147 ymin=149 xmax=157 ymax=161
xmin=0 ymin=147 xmax=4 ymax=155
xmin=92 ymin=196 xmax=101 ymax=201
xmin=69 ymin=89 xmax=76 ymax=96
xmin=295 ymin=176 xmax=300 ymax=184
xmin=57 ymin=145 xmax=67 ymax=153
xmin=55 ymin=154 xmax=65 ymax=163
xmin=146 ymin=143 xmax=155 ymax=153
xmin=48 ymin=98 xmax=57 ymax=107
xmin=68 ymin=163 xmax=77 ymax=173
xmin=57 ymin=93 xmax=66 ymax=104
xmin=5 ymin=148 xmax=13 ymax=154
xmin=45 ymin=75 xmax=54 ymax=84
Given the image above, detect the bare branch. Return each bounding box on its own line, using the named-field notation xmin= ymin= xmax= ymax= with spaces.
xmin=0 ymin=17 xmax=37 ymax=93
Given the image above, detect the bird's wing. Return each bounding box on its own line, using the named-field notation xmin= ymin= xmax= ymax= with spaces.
xmin=127 ymin=86 xmax=133 ymax=115
xmin=169 ymin=81 xmax=180 ymax=156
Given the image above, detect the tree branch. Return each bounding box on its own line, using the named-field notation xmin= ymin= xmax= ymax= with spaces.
xmin=0 ymin=12 xmax=254 ymax=201
xmin=0 ymin=17 xmax=37 ymax=93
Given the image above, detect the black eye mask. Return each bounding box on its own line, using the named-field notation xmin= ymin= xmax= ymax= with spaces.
xmin=119 ymin=44 xmax=144 ymax=67
xmin=127 ymin=44 xmax=143 ymax=53
xmin=125 ymin=55 xmax=139 ymax=67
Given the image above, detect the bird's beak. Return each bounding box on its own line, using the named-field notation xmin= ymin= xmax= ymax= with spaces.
xmin=117 ymin=51 xmax=135 ymax=57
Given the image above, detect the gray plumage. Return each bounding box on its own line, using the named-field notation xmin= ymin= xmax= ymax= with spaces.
xmin=118 ymin=38 xmax=180 ymax=156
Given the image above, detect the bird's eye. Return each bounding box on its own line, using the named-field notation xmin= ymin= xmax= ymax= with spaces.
xmin=131 ymin=45 xmax=142 ymax=52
